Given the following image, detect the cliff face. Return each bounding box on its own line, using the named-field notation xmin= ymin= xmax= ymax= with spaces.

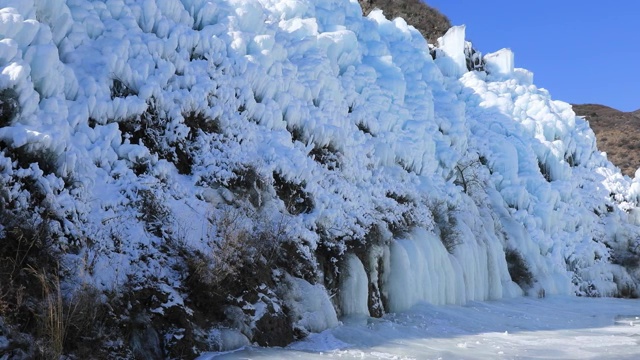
xmin=1 ymin=0 xmax=639 ymax=358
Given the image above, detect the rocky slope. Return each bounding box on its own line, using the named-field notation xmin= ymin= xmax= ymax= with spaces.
xmin=573 ymin=104 xmax=640 ymax=177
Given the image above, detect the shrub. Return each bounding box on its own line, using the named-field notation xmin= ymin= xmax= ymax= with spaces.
xmin=309 ymin=144 xmax=341 ymax=171
xmin=356 ymin=121 xmax=373 ymax=135
xmin=385 ymin=192 xmax=417 ymax=237
xmin=175 ymin=111 xmax=223 ymax=175
xmin=1 ymin=144 xmax=58 ymax=175
xmin=209 ymin=207 xmax=282 ymax=286
xmin=0 ymin=206 xmax=111 ymax=358
xmin=565 ymin=152 xmax=578 ymax=167
xmin=0 ymin=179 xmax=60 ymax=354
xmin=430 ymin=200 xmax=460 ymax=253
xmin=183 ymin=111 xmax=221 ymax=138
xmin=286 ymin=124 xmax=304 ymax=143
xmin=465 ymin=43 xmax=484 ymax=71
xmin=117 ymin=98 xmax=162 ymax=150
xmin=0 ymin=209 xmax=56 ymax=283
xmin=118 ymin=98 xmax=194 ymax=175
xmin=616 ymin=283 xmax=638 ymax=298
xmin=135 ymin=188 xmax=171 ymax=238
xmin=228 ymin=165 xmax=267 ymax=207
xmin=505 ymin=248 xmax=534 ymax=290
xmin=30 ymin=268 xmax=66 ymax=359
xmin=118 ymin=100 xmax=218 ymax=176
xmin=273 ymin=172 xmax=313 ymax=215
xmin=110 ymin=78 xmax=136 ymax=99
xmin=58 ymin=284 xmax=109 ymax=358
xmin=0 ymin=88 xmax=19 ymax=127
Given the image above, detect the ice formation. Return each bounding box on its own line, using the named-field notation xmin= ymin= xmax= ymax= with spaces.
xmin=484 ymin=48 xmax=514 ymax=76
xmin=1 ymin=0 xmax=639 ymax=355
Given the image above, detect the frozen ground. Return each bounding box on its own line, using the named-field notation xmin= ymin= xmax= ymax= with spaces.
xmin=202 ymin=296 xmax=640 ymax=359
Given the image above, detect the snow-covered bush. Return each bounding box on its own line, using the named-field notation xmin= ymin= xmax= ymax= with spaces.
xmin=183 ymin=204 xmax=303 ymax=347
xmin=210 ymin=206 xmax=281 ymax=288
xmin=135 ymin=188 xmax=171 ymax=238
xmin=273 ymin=172 xmax=314 ymax=215
xmin=385 ymin=192 xmax=420 ymax=237
xmin=3 ymin=144 xmax=58 ymax=176
xmin=0 ymin=212 xmax=54 ymax=276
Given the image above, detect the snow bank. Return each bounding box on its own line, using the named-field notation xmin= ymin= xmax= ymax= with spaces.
xmin=285 ymin=275 xmax=340 ymax=333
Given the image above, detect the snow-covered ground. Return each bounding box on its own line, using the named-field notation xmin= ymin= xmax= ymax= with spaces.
xmin=203 ymin=296 xmax=640 ymax=359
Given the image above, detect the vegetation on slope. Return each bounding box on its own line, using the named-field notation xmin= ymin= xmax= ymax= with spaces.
xmin=573 ymin=104 xmax=640 ymax=177
xmin=357 ymin=0 xmax=451 ymax=44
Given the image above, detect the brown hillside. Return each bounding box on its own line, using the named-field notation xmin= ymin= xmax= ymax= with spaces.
xmin=573 ymin=104 xmax=640 ymax=177
xmin=357 ymin=0 xmax=451 ymax=44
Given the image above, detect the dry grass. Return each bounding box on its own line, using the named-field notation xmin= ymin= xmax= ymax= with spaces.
xmin=30 ymin=267 xmax=66 ymax=359
xmin=29 ymin=267 xmax=109 ymax=358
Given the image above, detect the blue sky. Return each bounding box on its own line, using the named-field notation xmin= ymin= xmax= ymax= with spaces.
xmin=423 ymin=0 xmax=639 ymax=112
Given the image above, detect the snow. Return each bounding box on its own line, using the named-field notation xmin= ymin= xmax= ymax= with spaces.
xmin=201 ymin=296 xmax=640 ymax=359
xmin=1 ymin=0 xmax=640 ymax=355
xmin=207 ymin=328 xmax=250 ymax=353
xmin=286 ymin=275 xmax=340 ymax=333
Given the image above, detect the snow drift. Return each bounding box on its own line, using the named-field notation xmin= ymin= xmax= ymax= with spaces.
xmin=1 ymin=0 xmax=639 ymax=357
